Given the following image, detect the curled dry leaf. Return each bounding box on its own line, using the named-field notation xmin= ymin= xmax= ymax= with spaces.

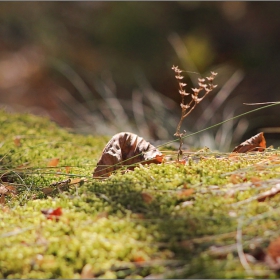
xmin=93 ymin=132 xmax=163 ymax=178
xmin=232 ymin=132 xmax=266 ymax=153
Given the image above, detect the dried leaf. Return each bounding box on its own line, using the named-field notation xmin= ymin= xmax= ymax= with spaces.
xmin=41 ymin=207 xmax=63 ymax=221
xmin=233 ymin=132 xmax=266 ymax=153
xmin=47 ymin=158 xmax=60 ymax=167
xmin=251 ymin=177 xmax=262 ymax=187
xmin=141 ymin=192 xmax=154 ymax=204
xmin=0 ymin=194 xmax=5 ymax=205
xmin=133 ymin=256 xmax=146 ymax=263
xmin=265 ymin=237 xmax=280 ymax=270
xmin=14 ymin=136 xmax=21 ymax=147
xmin=177 ymin=189 xmax=194 ymax=199
xmin=230 ymin=174 xmax=242 ymax=184
xmin=176 ymin=160 xmax=187 ymax=165
xmin=93 ymin=132 xmax=163 ymax=178
xmin=42 ymin=187 xmax=54 ymax=195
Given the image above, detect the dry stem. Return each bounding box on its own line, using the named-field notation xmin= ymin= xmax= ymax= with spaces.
xmin=172 ymin=65 xmax=217 ymax=160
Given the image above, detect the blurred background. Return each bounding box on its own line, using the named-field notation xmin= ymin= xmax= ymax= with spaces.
xmin=1 ymin=1 xmax=280 ymax=151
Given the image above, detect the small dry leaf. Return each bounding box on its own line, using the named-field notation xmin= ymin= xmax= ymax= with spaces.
xmin=65 ymin=166 xmax=71 ymax=173
xmin=42 ymin=187 xmax=54 ymax=195
xmin=5 ymin=185 xmax=17 ymax=194
xmin=14 ymin=136 xmax=21 ymax=147
xmin=265 ymin=237 xmax=280 ymax=270
xmin=176 ymin=160 xmax=187 ymax=165
xmin=141 ymin=192 xmax=154 ymax=204
xmin=251 ymin=177 xmax=262 ymax=187
xmin=41 ymin=207 xmax=63 ymax=221
xmin=0 ymin=194 xmax=5 ymax=204
xmin=233 ymin=132 xmax=266 ymax=153
xmin=47 ymin=158 xmax=60 ymax=167
xmin=230 ymin=174 xmax=242 ymax=184
xmin=133 ymin=256 xmax=146 ymax=263
xmin=177 ymin=189 xmax=194 ymax=199
xmin=93 ymin=132 xmax=163 ymax=178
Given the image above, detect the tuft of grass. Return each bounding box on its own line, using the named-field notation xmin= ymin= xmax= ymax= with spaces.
xmin=171 ymin=65 xmax=217 ymax=159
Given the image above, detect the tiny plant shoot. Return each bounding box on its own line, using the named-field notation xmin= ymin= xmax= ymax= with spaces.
xmin=172 ymin=65 xmax=218 ymax=160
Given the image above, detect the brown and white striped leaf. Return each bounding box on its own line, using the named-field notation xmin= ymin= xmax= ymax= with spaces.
xmin=93 ymin=132 xmax=163 ymax=178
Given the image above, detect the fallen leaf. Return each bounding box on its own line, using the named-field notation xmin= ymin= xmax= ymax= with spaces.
xmin=42 ymin=187 xmax=54 ymax=195
xmin=232 ymin=132 xmax=266 ymax=153
xmin=230 ymin=174 xmax=242 ymax=184
xmin=176 ymin=160 xmax=187 ymax=165
xmin=0 ymin=194 xmax=5 ymax=204
xmin=265 ymin=237 xmax=280 ymax=270
xmin=5 ymin=185 xmax=17 ymax=194
xmin=93 ymin=132 xmax=163 ymax=178
xmin=41 ymin=207 xmax=63 ymax=221
xmin=14 ymin=136 xmax=21 ymax=147
xmin=133 ymin=256 xmax=146 ymax=263
xmin=141 ymin=192 xmax=154 ymax=204
xmin=65 ymin=166 xmax=71 ymax=173
xmin=177 ymin=189 xmax=194 ymax=199
xmin=47 ymin=158 xmax=60 ymax=167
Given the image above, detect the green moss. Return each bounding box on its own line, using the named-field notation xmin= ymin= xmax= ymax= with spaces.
xmin=1 ymin=110 xmax=280 ymax=278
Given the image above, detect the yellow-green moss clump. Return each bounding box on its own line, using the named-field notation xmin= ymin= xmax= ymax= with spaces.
xmin=1 ymin=110 xmax=280 ymax=278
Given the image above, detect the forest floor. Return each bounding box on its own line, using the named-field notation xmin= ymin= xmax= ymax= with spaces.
xmin=1 ymin=110 xmax=280 ymax=279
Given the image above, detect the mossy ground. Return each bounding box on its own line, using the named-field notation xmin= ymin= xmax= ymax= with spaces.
xmin=1 ymin=110 xmax=280 ymax=278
